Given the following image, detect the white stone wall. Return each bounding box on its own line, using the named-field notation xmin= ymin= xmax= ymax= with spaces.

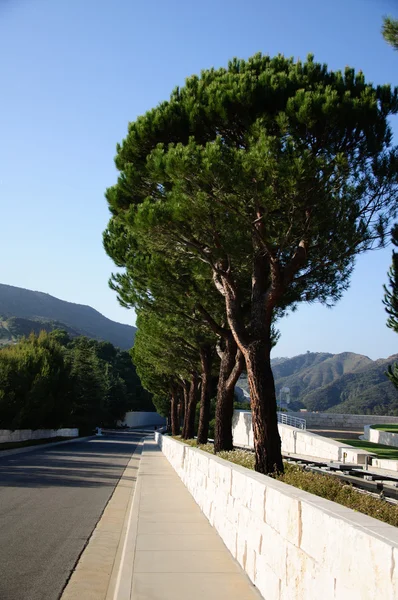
xmin=364 ymin=425 xmax=398 ymax=448
xmin=119 ymin=411 xmax=166 ymax=428
xmin=371 ymin=458 xmax=398 ymax=471
xmin=0 ymin=428 xmax=78 ymax=444
xmin=288 ymin=411 xmax=398 ymax=429
xmin=156 ymin=432 xmax=398 ymax=600
xmin=232 ymin=411 xmax=373 ymax=464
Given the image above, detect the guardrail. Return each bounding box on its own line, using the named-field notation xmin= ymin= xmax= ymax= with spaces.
xmin=277 ymin=411 xmax=306 ymax=430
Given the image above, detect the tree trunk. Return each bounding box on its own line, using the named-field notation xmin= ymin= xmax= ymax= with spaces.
xmin=184 ymin=373 xmax=199 ymax=439
xmin=177 ymin=388 xmax=184 ymax=431
xmin=219 ymin=251 xmax=284 ymax=474
xmin=181 ymin=381 xmax=189 ymax=438
xmin=197 ymin=346 xmax=212 ymax=445
xmin=214 ymin=334 xmax=244 ymax=453
xmin=244 ymin=340 xmax=283 ymax=474
xmin=170 ymin=390 xmax=180 ymax=436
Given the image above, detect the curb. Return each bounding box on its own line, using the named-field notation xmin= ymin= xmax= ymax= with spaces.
xmin=107 ymin=440 xmax=146 ymax=600
xmin=110 ymin=435 xmax=156 ymax=600
xmin=0 ymin=435 xmax=96 ymax=458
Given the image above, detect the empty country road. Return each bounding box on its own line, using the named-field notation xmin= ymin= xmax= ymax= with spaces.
xmin=0 ymin=431 xmax=143 ymax=600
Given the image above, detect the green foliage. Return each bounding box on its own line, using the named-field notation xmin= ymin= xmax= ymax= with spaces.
xmin=105 ymin=53 xmax=398 ymax=473
xmin=0 ymin=330 xmax=152 ymax=432
xmin=275 ymin=463 xmax=398 ymax=527
xmin=386 ymin=363 xmax=398 ymax=392
xmin=384 ymin=225 xmax=398 ymax=334
xmin=383 ymin=225 xmax=398 ymax=389
xmin=382 ymin=16 xmax=398 ymax=50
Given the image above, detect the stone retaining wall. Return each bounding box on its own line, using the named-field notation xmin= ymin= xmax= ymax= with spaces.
xmin=155 ymin=433 xmax=398 ymax=599
xmin=0 ymin=428 xmax=78 ymax=444
xmin=364 ymin=425 xmax=398 ymax=448
xmin=288 ymin=411 xmax=398 ymax=429
xmin=232 ymin=411 xmax=373 ymax=464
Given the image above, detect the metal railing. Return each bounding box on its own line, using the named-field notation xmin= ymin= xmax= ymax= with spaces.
xmin=277 ymin=412 xmax=306 ymax=430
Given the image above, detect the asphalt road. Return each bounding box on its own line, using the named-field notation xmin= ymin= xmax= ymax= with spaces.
xmin=0 ymin=431 xmax=143 ymax=600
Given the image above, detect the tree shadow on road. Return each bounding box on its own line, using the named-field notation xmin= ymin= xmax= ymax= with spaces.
xmin=0 ymin=434 xmax=142 ymax=488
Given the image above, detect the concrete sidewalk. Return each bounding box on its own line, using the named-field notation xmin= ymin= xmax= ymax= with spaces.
xmin=120 ymin=438 xmax=261 ymax=600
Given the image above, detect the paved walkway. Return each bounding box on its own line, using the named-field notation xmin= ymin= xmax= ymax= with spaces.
xmin=119 ymin=439 xmax=261 ymax=600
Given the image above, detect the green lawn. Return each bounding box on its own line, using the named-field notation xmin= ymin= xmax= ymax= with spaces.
xmin=0 ymin=436 xmax=74 ymax=452
xmin=335 ymin=438 xmax=398 ymax=460
xmin=371 ymin=424 xmax=398 ymax=433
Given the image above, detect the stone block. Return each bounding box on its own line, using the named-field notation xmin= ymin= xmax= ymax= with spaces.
xmin=254 ymin=553 xmax=281 ymax=600
xmin=282 ymin=544 xmax=335 ymax=600
xmin=226 ymin=495 xmax=239 ymax=526
xmin=231 ymin=468 xmax=251 ymax=502
xmin=258 ymin=522 xmax=287 ymax=582
xmin=265 ymin=486 xmax=301 ymax=546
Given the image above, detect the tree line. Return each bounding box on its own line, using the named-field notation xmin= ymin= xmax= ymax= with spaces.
xmin=0 ymin=330 xmax=154 ymax=433
xmin=104 ymin=52 xmax=398 ymax=474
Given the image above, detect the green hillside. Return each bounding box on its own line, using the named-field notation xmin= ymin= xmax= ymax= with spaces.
xmin=0 ymin=284 xmax=136 ymax=350
xmin=302 ymin=357 xmax=398 ymax=414
xmin=0 ymin=317 xmax=82 ymax=346
xmin=273 ymin=352 xmax=373 ymax=403
xmin=236 ymin=351 xmax=398 ymax=415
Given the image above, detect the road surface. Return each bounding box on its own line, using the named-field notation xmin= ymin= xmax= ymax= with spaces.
xmin=0 ymin=431 xmax=142 ymax=600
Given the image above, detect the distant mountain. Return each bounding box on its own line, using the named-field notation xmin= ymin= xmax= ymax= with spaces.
xmin=272 ymin=352 xmax=373 ymax=403
xmin=301 ymin=355 xmax=398 ymax=415
xmin=0 ymin=284 xmax=136 ymax=350
xmin=237 ymin=351 xmax=398 ymax=415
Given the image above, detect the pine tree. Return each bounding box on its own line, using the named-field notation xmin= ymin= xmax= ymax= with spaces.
xmin=384 ymin=225 xmax=398 ymax=389
xmin=105 ymin=54 xmax=398 ymax=473
xmin=383 ymin=16 xmax=398 ymax=50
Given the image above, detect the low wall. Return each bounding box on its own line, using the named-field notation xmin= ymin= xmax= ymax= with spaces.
xmin=119 ymin=411 xmax=166 ymax=428
xmin=0 ymin=428 xmax=78 ymax=444
xmin=232 ymin=411 xmax=373 ymax=464
xmin=156 ymin=433 xmax=398 ymax=599
xmin=288 ymin=411 xmax=398 ymax=429
xmin=364 ymin=425 xmax=398 ymax=448
xmin=371 ymin=458 xmax=398 ymax=471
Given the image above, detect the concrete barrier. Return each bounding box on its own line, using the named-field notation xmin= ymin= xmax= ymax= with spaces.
xmin=0 ymin=428 xmax=78 ymax=444
xmin=232 ymin=410 xmax=373 ymax=464
xmin=371 ymin=458 xmax=398 ymax=471
xmin=364 ymin=425 xmax=398 ymax=448
xmin=118 ymin=411 xmax=166 ymax=428
xmin=288 ymin=411 xmax=398 ymax=429
xmin=155 ymin=433 xmax=398 ymax=600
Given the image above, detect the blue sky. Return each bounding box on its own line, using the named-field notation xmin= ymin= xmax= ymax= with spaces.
xmin=0 ymin=0 xmax=397 ymax=360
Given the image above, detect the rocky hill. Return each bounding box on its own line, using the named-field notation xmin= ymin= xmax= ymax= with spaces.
xmin=0 ymin=284 xmax=136 ymax=350
xmin=238 ymin=351 xmax=398 ymax=415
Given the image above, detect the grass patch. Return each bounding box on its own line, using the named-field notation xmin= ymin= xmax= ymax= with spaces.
xmin=371 ymin=424 xmax=398 ymax=433
xmin=173 ymin=436 xmax=398 ymax=528
xmin=0 ymin=436 xmax=74 ymax=452
xmin=335 ymin=438 xmax=398 ymax=460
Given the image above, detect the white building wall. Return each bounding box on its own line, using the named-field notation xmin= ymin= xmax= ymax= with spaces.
xmin=232 ymin=410 xmax=373 ymax=464
xmin=119 ymin=411 xmax=166 ymax=428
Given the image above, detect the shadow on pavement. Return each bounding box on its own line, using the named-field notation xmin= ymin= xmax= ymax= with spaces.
xmin=0 ymin=432 xmax=143 ymax=488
